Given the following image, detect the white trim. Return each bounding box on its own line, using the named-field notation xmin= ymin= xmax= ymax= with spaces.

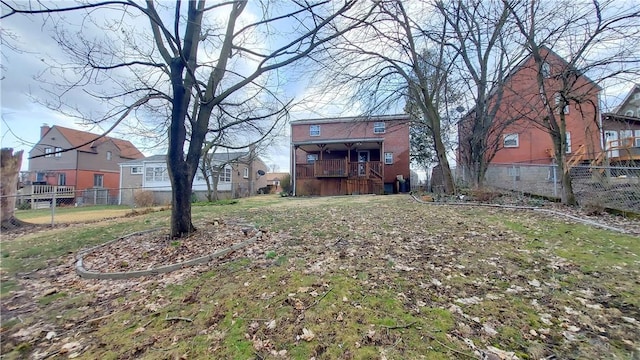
xmin=384 ymin=152 xmax=393 ymax=164
xmin=503 ymin=133 xmax=519 ymax=148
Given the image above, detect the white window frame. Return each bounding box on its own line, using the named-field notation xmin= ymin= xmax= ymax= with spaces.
xmin=503 ymin=133 xmax=519 ymax=148
xmin=219 ymin=166 xmax=232 ymax=183
xmin=625 ymin=110 xmax=634 ymax=117
xmin=131 ymin=166 xmax=142 ymax=174
xmin=384 ymin=152 xmax=393 ymax=164
xmin=541 ymin=62 xmax=551 ymax=78
xmin=94 ymin=174 xmax=104 ymax=188
xmin=373 ymin=122 xmax=386 ymax=134
xmin=45 ymin=147 xmax=53 ymax=158
xmin=145 ymin=166 xmax=169 ymax=182
xmin=58 ymin=173 xmax=66 ymax=185
xmin=306 ymin=153 xmax=318 ymax=164
xmin=106 ymin=151 xmax=112 ymax=160
xmin=634 ymin=93 xmax=640 ymax=101
xmin=243 ymin=167 xmax=249 ymax=178
xmin=309 ymin=125 xmax=320 ymax=137
xmin=634 ymin=130 xmax=640 ymax=147
xmin=54 ymin=147 xmax=62 ymax=157
xmin=565 ymin=132 xmax=571 ymax=154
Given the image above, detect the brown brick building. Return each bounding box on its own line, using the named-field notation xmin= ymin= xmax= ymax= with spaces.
xmin=291 ymin=115 xmax=410 ymax=196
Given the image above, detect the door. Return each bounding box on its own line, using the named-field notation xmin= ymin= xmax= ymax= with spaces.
xmin=604 ymin=131 xmax=618 ymax=158
xmin=357 ymin=151 xmax=369 ymax=176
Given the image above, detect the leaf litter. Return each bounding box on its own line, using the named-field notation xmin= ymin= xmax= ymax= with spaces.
xmin=1 ymin=195 xmax=639 ymax=359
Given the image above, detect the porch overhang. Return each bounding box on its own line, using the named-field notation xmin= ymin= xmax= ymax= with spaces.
xmin=293 ymin=138 xmax=383 ymax=153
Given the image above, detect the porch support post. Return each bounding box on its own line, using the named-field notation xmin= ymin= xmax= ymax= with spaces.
xmin=380 ymin=140 xmax=384 ymax=183
xmin=292 ymin=145 xmax=298 ymax=196
xmin=344 ymin=143 xmax=353 ymax=177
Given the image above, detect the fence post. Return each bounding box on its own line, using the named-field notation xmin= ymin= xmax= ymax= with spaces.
xmin=552 ymin=165 xmax=557 ymax=197
xmin=51 ymin=188 xmax=56 ymax=226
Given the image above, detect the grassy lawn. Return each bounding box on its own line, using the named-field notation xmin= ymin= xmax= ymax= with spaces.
xmin=13 ymin=205 xmax=163 ymax=224
xmin=1 ymin=195 xmax=638 ymax=359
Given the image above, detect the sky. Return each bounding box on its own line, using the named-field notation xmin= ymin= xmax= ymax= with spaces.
xmin=1 ymin=1 xmax=637 ymax=176
xmin=0 ymin=1 xmax=364 ymax=173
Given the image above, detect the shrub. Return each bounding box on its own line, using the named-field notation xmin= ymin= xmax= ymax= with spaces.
xmin=280 ymin=174 xmax=291 ymax=194
xmin=133 ymin=190 xmax=155 ymax=207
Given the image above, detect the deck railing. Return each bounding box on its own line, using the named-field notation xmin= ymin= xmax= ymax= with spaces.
xmin=314 ymin=159 xmax=347 ymax=177
xmin=297 ymin=161 xmax=383 ymax=179
xmin=28 ymin=185 xmax=76 ymax=197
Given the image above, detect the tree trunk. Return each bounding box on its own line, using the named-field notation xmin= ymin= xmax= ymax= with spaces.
xmin=1 ymin=148 xmax=25 ymax=230
xmin=556 ymin=151 xmax=578 ymax=205
xmin=170 ymin=162 xmax=195 ymax=237
xmin=433 ymin=135 xmax=455 ymax=194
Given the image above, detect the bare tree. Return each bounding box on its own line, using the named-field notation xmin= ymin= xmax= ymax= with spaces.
xmin=2 ymin=0 xmax=371 ymax=237
xmin=506 ymin=0 xmax=640 ymax=204
xmin=315 ymin=0 xmax=461 ymax=194
xmin=436 ymin=0 xmax=524 ymax=188
xmin=405 ymin=49 xmax=464 ymax=179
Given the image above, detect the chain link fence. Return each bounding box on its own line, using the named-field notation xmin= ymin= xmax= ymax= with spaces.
xmin=455 ymin=163 xmax=640 ymax=213
xmin=3 ymin=183 xmax=267 ymax=226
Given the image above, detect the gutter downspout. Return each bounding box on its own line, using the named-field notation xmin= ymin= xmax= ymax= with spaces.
xmin=118 ymin=164 xmax=123 ymax=205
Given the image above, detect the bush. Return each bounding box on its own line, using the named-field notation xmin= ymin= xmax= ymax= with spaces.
xmin=133 ymin=190 xmax=155 ymax=207
xmin=280 ymin=174 xmax=292 ymax=194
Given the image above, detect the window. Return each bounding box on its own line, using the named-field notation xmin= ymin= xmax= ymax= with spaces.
xmin=373 ymin=122 xmax=386 ymax=134
xmin=508 ymin=166 xmax=521 ymax=181
xmin=243 ymin=168 xmax=249 ymax=178
xmin=384 ymin=152 xmax=393 ymax=164
xmin=503 ymin=133 xmax=519 ymax=148
xmin=555 ymin=93 xmax=569 ymax=114
xmin=625 ymin=110 xmax=635 ymax=117
xmin=634 ymin=130 xmax=640 ymax=147
xmin=54 ymin=147 xmax=62 ymax=157
xmin=58 ymin=173 xmax=66 ymax=186
xmin=541 ymin=62 xmax=551 ymax=78
xmin=36 ymin=172 xmax=45 ymax=182
xmin=106 ymin=151 xmax=112 ymax=160
xmin=565 ymin=132 xmax=571 ymax=153
xmin=131 ymin=167 xmax=142 ymax=174
xmin=94 ymin=174 xmax=104 ymax=188
xmin=309 ymin=125 xmax=320 ymax=137
xmin=306 ymin=154 xmax=318 ymax=163
xmin=634 ymin=93 xmax=640 ymax=101
xmin=45 ymin=147 xmax=53 ymax=158
xmin=145 ymin=166 xmax=169 ymax=182
xmin=219 ymin=167 xmax=232 ymax=183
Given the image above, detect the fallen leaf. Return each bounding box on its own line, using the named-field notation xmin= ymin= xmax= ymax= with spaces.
xmin=299 ymin=328 xmax=315 ymax=341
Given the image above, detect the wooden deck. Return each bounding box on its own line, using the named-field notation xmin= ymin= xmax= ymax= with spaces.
xmin=296 ymin=160 xmax=383 ymax=179
xmin=19 ymin=185 xmax=76 ymax=208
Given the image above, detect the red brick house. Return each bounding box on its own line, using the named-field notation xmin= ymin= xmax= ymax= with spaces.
xmin=600 ymin=84 xmax=640 ymax=164
xmin=28 ymin=124 xmax=144 ymax=204
xmin=458 ymin=47 xmax=602 ymax=168
xmin=291 ymin=115 xmax=410 ymax=196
